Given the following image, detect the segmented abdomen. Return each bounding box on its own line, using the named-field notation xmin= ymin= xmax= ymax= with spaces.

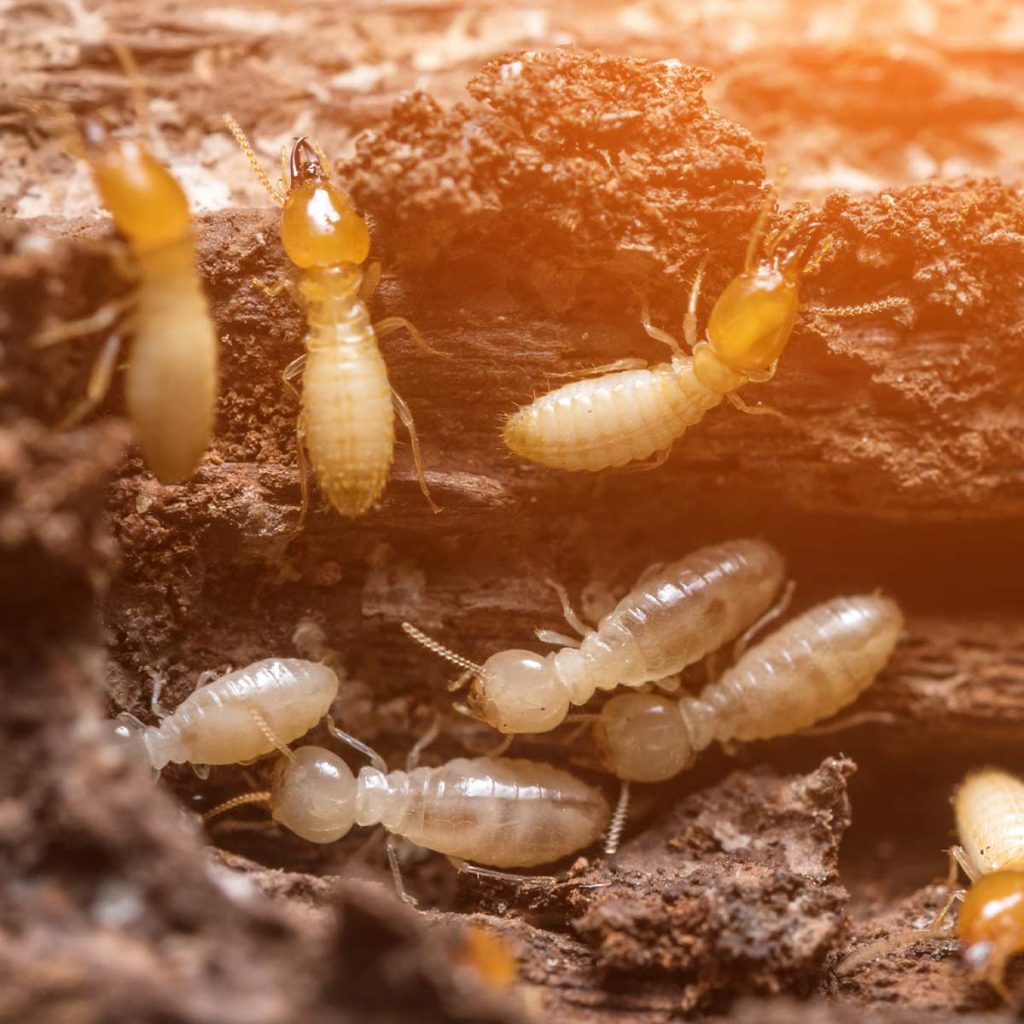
xmin=381 ymin=757 xmax=609 ymax=868
xmin=699 ymin=594 xmax=903 ymax=743
xmin=607 ymin=538 xmax=786 ymax=682
xmin=128 ymin=240 xmax=218 ymax=483
xmin=303 ymin=311 xmax=394 ymax=518
xmin=166 ymin=658 xmax=339 ymax=766
xmin=955 ymin=770 xmax=1024 ymax=877
xmin=503 ymin=360 xmax=722 ymax=471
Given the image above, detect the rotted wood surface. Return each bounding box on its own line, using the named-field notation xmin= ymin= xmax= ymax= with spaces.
xmin=2 ymin=3 xmax=1024 ymax=1023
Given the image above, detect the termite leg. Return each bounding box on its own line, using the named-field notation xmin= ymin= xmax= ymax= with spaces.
xmin=733 ymin=579 xmax=796 ymax=660
xmin=726 ymin=390 xmax=792 ymax=424
xmin=483 ymin=734 xmax=513 ymax=758
xmin=604 ymin=781 xmax=631 ymax=856
xmin=949 ymin=844 xmax=980 ymax=884
xmin=639 ymin=302 xmax=682 ymax=354
xmin=391 ymin=388 xmax=441 ymax=514
xmin=544 ymin=577 xmax=591 ymax=637
xmin=636 ymin=561 xmax=667 ymax=586
xmin=448 ymin=668 xmax=474 ymax=692
xmin=150 ymin=674 xmax=171 ymax=720
xmin=56 ymin=333 xmax=124 ymax=430
xmin=626 ymin=446 xmax=672 ymax=472
xmin=359 ymin=261 xmax=382 ymax=303
xmin=192 ymin=764 xmax=212 ymax=780
xmin=324 ymin=715 xmax=389 ymax=773
xmin=406 ymin=712 xmax=441 ymax=771
xmin=683 ymin=256 xmax=708 ymax=350
xmin=548 ymin=357 xmax=648 ymax=381
xmin=535 ymin=629 xmax=580 ymax=648
xmin=281 ymin=355 xmax=311 ymax=531
xmin=387 ymin=836 xmax=417 ymax=906
xmin=450 ymin=857 xmax=558 ymax=887
xmin=35 ymin=297 xmax=133 ymax=348
xmin=194 ymin=669 xmax=219 ymax=690
xmin=246 ymin=704 xmax=295 ymax=762
xmin=374 ymin=316 xmax=442 ymax=357
xmin=798 ymin=710 xmax=898 ymax=738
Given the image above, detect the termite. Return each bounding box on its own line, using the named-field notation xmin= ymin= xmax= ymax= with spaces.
xmin=223 ymin=116 xmax=438 ymax=522
xmin=109 ymin=658 xmax=339 ymax=772
xmin=502 ymin=201 xmax=906 ymax=472
xmin=592 ymin=593 xmax=904 ymax=783
xmin=34 ymin=44 xmax=218 ymax=484
xmin=205 ymin=720 xmax=609 ymax=895
xmin=402 ymin=538 xmax=786 ymax=734
xmin=839 ymin=768 xmax=1024 ymax=1005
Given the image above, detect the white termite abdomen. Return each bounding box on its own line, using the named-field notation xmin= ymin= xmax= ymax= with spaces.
xmin=138 ymin=658 xmax=340 ymax=768
xmin=955 ymin=769 xmax=1024 ymax=878
xmin=299 ymin=267 xmax=394 ymax=517
xmin=502 ymin=358 xmax=723 ymax=472
xmin=548 ymin=538 xmax=785 ymax=701
xmin=126 ymin=240 xmax=218 ymax=484
xmin=684 ymin=593 xmax=904 ymax=748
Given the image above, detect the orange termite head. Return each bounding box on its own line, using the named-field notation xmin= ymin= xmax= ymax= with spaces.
xmin=79 ymin=112 xmax=192 ymax=254
xmin=704 ymin=218 xmax=827 ymax=379
xmin=957 ymin=870 xmax=1024 ymax=1002
xmin=279 ymin=136 xmax=370 ymax=270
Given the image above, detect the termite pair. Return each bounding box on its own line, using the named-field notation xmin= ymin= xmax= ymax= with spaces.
xmin=503 ymin=201 xmax=907 ymax=472
xmin=106 ymin=655 xmax=609 ymax=877
xmin=34 ymin=45 xmax=217 ymax=484
xmin=403 ymin=538 xmax=903 ymax=781
xmin=840 ymin=768 xmax=1024 ymax=1005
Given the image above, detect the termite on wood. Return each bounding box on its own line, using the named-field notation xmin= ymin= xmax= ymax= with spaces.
xmin=402 ymin=538 xmax=786 ymax=734
xmin=592 ymin=593 xmax=903 ymax=783
xmin=502 ymin=199 xmax=906 ymax=472
xmin=839 ymin=768 xmax=1024 ymax=1005
xmin=206 ymin=718 xmax=609 ymax=899
xmin=109 ymin=658 xmax=339 ymax=772
xmin=223 ymin=116 xmax=439 ymax=522
xmin=34 ymin=45 xmax=218 ymax=483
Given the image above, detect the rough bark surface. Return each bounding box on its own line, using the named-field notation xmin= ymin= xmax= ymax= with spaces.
xmin=3 ymin=2 xmax=1024 ymax=1023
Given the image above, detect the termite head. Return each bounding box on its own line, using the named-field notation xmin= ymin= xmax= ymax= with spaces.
xmin=468 ymin=651 xmax=571 ymax=734
xmin=592 ymin=693 xmax=695 ymax=782
xmin=698 ymin=213 xmax=827 ymax=386
xmin=280 ymin=137 xmax=371 ymax=270
xmin=956 ymin=870 xmax=1024 ymax=1002
xmin=80 ymin=114 xmax=192 ymax=253
xmin=270 ymin=745 xmax=358 ymax=844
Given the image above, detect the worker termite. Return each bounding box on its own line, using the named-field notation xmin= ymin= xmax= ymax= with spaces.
xmin=502 ymin=200 xmax=906 ymax=472
xmin=34 ymin=44 xmax=218 ymax=484
xmin=840 ymin=768 xmax=1024 ymax=1005
xmin=591 ymin=593 xmax=904 ymax=783
xmin=223 ymin=115 xmax=438 ymax=522
xmin=108 ymin=658 xmax=339 ymax=772
xmin=402 ymin=538 xmax=786 ymax=734
xmin=206 ymin=720 xmax=609 ymax=895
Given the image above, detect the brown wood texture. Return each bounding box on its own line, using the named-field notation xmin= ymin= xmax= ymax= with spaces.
xmin=3 ymin=2 xmax=1024 ymax=1022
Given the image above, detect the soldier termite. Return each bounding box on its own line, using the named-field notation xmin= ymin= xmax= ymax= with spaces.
xmin=839 ymin=768 xmax=1024 ymax=1005
xmin=502 ymin=199 xmax=907 ymax=472
xmin=108 ymin=658 xmax=339 ymax=773
xmin=223 ymin=115 xmax=439 ymax=522
xmin=401 ymin=538 xmax=786 ymax=734
xmin=205 ymin=721 xmax=609 ymax=897
xmin=591 ymin=593 xmax=904 ymax=783
xmin=34 ymin=44 xmax=218 ymax=484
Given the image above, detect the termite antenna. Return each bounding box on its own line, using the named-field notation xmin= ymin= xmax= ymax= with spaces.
xmin=324 ymin=715 xmax=389 ymax=773
xmin=603 ymin=781 xmax=631 ymax=856
xmin=401 ymin=622 xmax=484 ymax=675
xmin=223 ymin=113 xmax=286 ymax=205
xmin=111 ymin=40 xmax=151 ymax=141
xmin=203 ymin=790 xmax=272 ymax=823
